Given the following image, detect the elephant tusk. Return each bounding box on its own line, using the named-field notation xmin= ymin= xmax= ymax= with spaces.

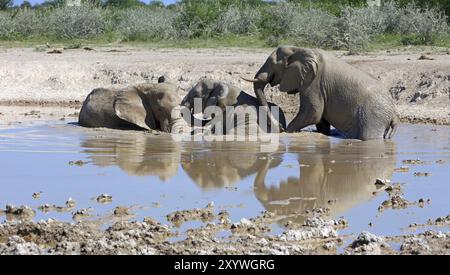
xmin=240 ymin=76 xmax=260 ymax=83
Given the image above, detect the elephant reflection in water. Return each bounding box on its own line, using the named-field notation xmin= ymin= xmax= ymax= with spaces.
xmin=81 ymin=131 xmax=181 ymax=181
xmin=81 ymin=130 xmax=396 ymax=225
xmin=181 ymin=142 xmax=283 ymax=189
xmin=82 ymin=134 xmax=283 ymax=188
xmin=254 ymin=139 xmax=396 ymax=224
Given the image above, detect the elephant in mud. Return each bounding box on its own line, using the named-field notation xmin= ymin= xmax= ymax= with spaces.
xmin=242 ymin=46 xmax=398 ymax=140
xmin=78 ymin=78 xmax=188 ymax=133
xmin=81 ymin=130 xmax=181 ymax=180
xmin=253 ymin=137 xmax=396 ymax=224
xmin=181 ymin=79 xmax=286 ymax=134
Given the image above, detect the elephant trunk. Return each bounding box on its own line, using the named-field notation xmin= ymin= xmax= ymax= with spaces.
xmin=253 ymin=81 xmax=269 ymax=107
xmin=254 ymin=70 xmax=286 ymax=131
xmin=242 ymin=63 xmax=271 ymax=107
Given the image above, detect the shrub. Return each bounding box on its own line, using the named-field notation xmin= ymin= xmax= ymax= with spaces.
xmin=0 ymin=11 xmax=13 ymax=38
xmin=260 ymin=2 xmax=299 ymax=39
xmin=0 ymin=1 xmax=448 ymax=50
xmin=174 ymin=0 xmax=222 ymax=38
xmin=11 ymin=8 xmax=50 ymax=37
xmin=214 ymin=6 xmax=260 ymax=35
xmin=48 ymin=5 xmax=105 ymax=39
xmin=395 ymin=2 xmax=449 ymax=45
xmin=336 ymin=7 xmax=376 ymax=53
xmin=117 ymin=7 xmax=177 ymax=41
xmin=289 ymin=8 xmax=339 ymax=48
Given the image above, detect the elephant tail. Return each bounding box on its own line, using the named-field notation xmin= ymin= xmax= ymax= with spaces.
xmin=384 ymin=117 xmax=398 ymax=139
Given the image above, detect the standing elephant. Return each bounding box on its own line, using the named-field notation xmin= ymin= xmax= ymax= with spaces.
xmin=243 ymin=46 xmax=398 ymax=140
xmin=181 ymin=79 xmax=286 ymax=134
xmin=78 ymin=79 xmax=187 ymax=133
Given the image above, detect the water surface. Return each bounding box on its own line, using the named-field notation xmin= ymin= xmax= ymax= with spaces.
xmin=0 ymin=120 xmax=448 ymax=237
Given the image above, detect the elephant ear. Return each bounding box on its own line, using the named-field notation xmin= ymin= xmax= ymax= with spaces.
xmin=208 ymin=83 xmax=231 ymax=109
xmin=280 ymin=50 xmax=318 ymax=93
xmin=182 ymin=80 xmax=212 ymax=113
xmin=113 ymin=88 xmax=154 ymax=130
xmin=279 ymin=60 xmax=302 ymax=93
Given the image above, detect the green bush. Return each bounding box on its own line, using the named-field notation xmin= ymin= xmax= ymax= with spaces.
xmin=0 ymin=11 xmax=13 ymax=38
xmin=214 ymin=6 xmax=260 ymax=35
xmin=117 ymin=7 xmax=177 ymax=41
xmin=48 ymin=5 xmax=105 ymax=39
xmin=0 ymin=1 xmax=448 ymax=51
xmin=289 ymin=8 xmax=339 ymax=48
xmin=260 ymin=2 xmax=298 ymax=39
xmin=11 ymin=8 xmax=50 ymax=37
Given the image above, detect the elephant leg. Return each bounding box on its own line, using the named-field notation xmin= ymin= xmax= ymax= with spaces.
xmin=146 ymin=114 xmax=157 ymax=130
xmin=316 ymin=118 xmax=330 ymax=136
xmin=159 ymin=118 xmax=171 ymax=133
xmin=287 ymin=91 xmax=324 ymax=133
xmin=286 ymin=108 xmax=323 ymax=133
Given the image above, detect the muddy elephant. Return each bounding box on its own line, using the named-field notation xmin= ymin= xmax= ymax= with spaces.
xmin=253 ymin=137 xmax=396 ymax=224
xmin=181 ymin=79 xmax=286 ymax=134
xmin=78 ymin=79 xmax=187 ymax=133
xmin=243 ymin=46 xmax=398 ymax=140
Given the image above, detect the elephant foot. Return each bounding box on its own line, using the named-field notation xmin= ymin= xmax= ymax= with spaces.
xmin=286 ymin=126 xmax=301 ymax=133
xmin=316 ymin=119 xmax=331 ymax=136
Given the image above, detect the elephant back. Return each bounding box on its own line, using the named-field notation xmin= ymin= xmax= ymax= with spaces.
xmin=79 ymin=88 xmax=136 ymax=129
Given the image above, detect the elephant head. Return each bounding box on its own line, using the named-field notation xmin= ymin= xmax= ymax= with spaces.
xmin=79 ymin=77 xmax=189 ymax=133
xmin=114 ymin=82 xmax=187 ymax=133
xmin=242 ymin=46 xmax=320 ymax=105
xmin=181 ymin=79 xmax=287 ymax=133
xmin=181 ymin=79 xmax=240 ymax=115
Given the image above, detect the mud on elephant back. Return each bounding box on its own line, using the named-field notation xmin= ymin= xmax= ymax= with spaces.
xmin=243 ymin=46 xmax=399 ymax=141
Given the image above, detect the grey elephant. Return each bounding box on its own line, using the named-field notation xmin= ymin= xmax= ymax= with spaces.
xmin=243 ymin=46 xmax=398 ymax=140
xmin=181 ymin=79 xmax=286 ymax=134
xmin=78 ymin=78 xmax=187 ymax=133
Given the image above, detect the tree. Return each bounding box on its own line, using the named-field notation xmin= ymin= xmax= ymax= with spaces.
xmin=0 ymin=0 xmax=13 ymax=10
xmin=286 ymin=0 xmax=367 ymax=15
xmin=103 ymin=0 xmax=145 ymax=8
xmin=39 ymin=0 xmax=66 ymax=7
xmin=20 ymin=1 xmax=32 ymax=8
xmin=391 ymin=0 xmax=450 ymax=20
xmin=148 ymin=0 xmax=164 ymax=8
xmin=83 ymin=0 xmax=102 ymax=7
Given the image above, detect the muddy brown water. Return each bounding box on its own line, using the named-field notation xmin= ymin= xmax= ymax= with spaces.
xmin=0 ymin=119 xmax=449 ymax=237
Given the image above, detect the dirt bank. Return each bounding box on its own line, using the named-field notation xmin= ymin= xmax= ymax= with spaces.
xmin=1 ymin=204 xmax=448 ymax=255
xmin=0 ymin=47 xmax=449 ymax=125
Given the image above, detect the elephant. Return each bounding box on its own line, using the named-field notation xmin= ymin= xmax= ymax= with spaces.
xmin=242 ymin=46 xmax=398 ymax=140
xmin=253 ymin=137 xmax=396 ymax=224
xmin=78 ymin=78 xmax=188 ymax=133
xmin=181 ymin=79 xmax=286 ymax=134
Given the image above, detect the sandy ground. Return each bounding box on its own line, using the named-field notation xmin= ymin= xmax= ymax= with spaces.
xmin=0 ymin=47 xmax=449 ymax=255
xmin=1 ymin=203 xmax=449 ymax=255
xmin=0 ymin=47 xmax=449 ymax=125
